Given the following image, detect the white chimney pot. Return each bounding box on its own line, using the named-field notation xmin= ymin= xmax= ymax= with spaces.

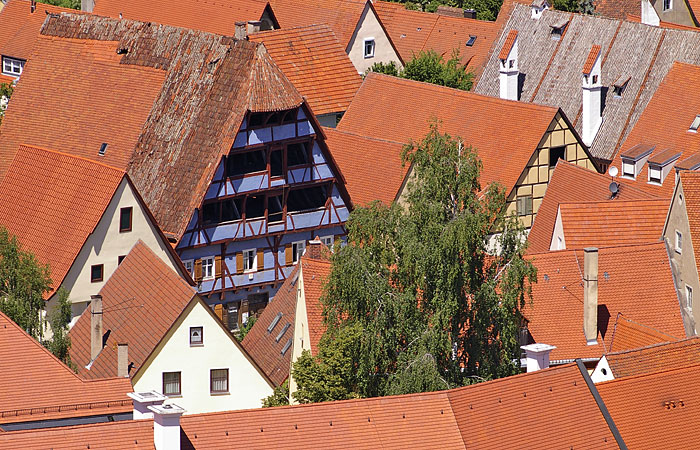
xmin=150 ymin=403 xmax=186 ymax=450
xmin=127 ymin=391 xmax=168 ymax=420
xmin=521 ymin=343 xmax=556 ymax=372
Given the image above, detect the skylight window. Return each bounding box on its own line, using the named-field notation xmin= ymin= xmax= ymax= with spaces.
xmin=267 ymin=312 xmax=282 ymax=333
xmin=466 ymin=35 xmax=477 ymax=47
xmin=690 ymin=115 xmax=700 ymax=133
xmin=276 ymin=322 xmax=291 ymax=342
xmin=99 ymin=142 xmax=108 ymax=156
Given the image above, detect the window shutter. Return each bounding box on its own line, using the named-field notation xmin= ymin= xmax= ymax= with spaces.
xmin=214 ymin=303 xmax=224 ymax=322
xmin=194 ymin=259 xmax=203 ymax=282
xmin=285 ymin=244 xmax=293 ymax=266
xmin=215 ymin=255 xmax=222 ymax=278
xmin=236 ymin=252 xmax=244 ymax=274
xmin=257 ymin=249 xmax=265 ymax=271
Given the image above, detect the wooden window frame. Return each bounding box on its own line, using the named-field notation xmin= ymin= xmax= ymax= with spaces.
xmin=189 ymin=326 xmax=204 ymax=346
xmin=90 ymin=264 xmax=104 ymax=283
xmin=243 ymin=249 xmax=257 ymax=273
xmin=516 ymin=196 xmax=533 ymax=217
xmin=119 ymin=207 xmax=133 ymax=233
xmin=210 ymin=368 xmax=229 ymax=394
xmin=163 ymin=371 xmax=181 ymax=396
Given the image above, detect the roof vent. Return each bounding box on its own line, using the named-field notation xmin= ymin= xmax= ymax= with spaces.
xmin=98 ymin=142 xmax=108 ymax=156
xmin=267 ymin=312 xmax=282 ymax=333
xmin=549 ymin=19 xmax=568 ymax=40
xmin=466 ymin=35 xmax=477 ymax=47
xmin=116 ymin=47 xmax=128 ymax=55
xmin=689 ymin=115 xmax=700 ymax=133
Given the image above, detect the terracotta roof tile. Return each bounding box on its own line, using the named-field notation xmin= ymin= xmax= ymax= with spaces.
xmin=556 ymin=199 xmax=668 ymax=249
xmin=648 ymin=147 xmax=682 ymax=165
xmin=498 ymin=29 xmax=518 ymax=60
xmin=69 ymin=241 xmax=196 ymax=380
xmin=0 ymin=74 xmax=15 ymax=84
xmin=0 ymin=311 xmax=132 ymax=426
xmin=608 ymin=314 xmax=678 ymax=353
xmin=675 ymin=152 xmax=700 ymax=170
xmin=324 ymin=128 xmax=408 ymax=206
xmin=249 ymin=25 xmax=362 ymax=116
xmin=605 ymin=336 xmax=700 ymax=379
xmin=0 ymin=145 xmax=124 ymax=297
xmin=582 ymin=44 xmax=601 ymax=74
xmin=527 ymin=160 xmax=659 ymax=254
xmin=525 ymin=243 xmax=685 ymax=362
xmin=594 ymin=0 xmax=640 ymax=20
xmin=620 ymin=142 xmax=654 ymax=159
xmin=598 ymin=363 xmax=700 ymax=448
xmin=337 ymin=73 xmax=560 ymax=198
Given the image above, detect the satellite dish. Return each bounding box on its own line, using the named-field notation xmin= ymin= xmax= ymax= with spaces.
xmin=608 ymin=166 xmax=619 ymax=177
xmin=609 ymin=181 xmax=619 ymax=196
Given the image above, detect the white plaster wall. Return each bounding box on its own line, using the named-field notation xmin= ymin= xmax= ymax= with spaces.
xmin=288 ymin=266 xmax=310 ymax=403
xmin=133 ymin=301 xmax=273 ymax=414
xmin=47 ymin=179 xmax=182 ymax=320
xmin=590 ymin=356 xmax=615 ymax=383
xmin=549 ymin=207 xmax=566 ymax=250
xmin=346 ymin=3 xmax=402 ymax=74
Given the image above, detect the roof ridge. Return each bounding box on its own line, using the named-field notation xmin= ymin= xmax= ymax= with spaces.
xmin=555 ymin=160 xmax=662 ymax=199
xmin=17 ymin=143 xmax=125 ymax=175
xmin=447 ymin=362 xmax=580 ymax=395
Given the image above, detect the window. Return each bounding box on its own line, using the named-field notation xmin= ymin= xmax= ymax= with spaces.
xmin=320 ymin=235 xmax=334 ymax=250
xmin=183 ymin=259 xmax=194 ymax=277
xmin=516 ymin=196 xmax=533 ymax=216
xmin=466 ymin=35 xmax=477 ymax=47
xmin=268 ymin=195 xmax=283 ymax=223
xmin=663 ymin=0 xmax=671 ymax=10
xmin=549 ymin=146 xmax=566 ymax=167
xmin=227 ymin=303 xmax=239 ymax=332
xmin=622 ymin=160 xmax=635 ymax=177
xmin=690 ymin=115 xmax=700 ymax=133
xmin=118 ymin=255 xmax=126 ymax=265
xmin=270 ymin=148 xmax=283 ymax=177
xmin=246 ymin=195 xmax=266 ymax=219
xmin=243 ymin=249 xmax=256 ymax=272
xmin=276 ymin=322 xmax=291 ymax=342
xmin=221 ymin=198 xmax=242 ymax=222
xmin=119 ymin=207 xmax=132 ymax=232
xmin=267 ymin=312 xmax=283 ymax=333
xmin=676 ymin=230 xmax=683 ymax=254
xmin=287 ymin=186 xmax=327 ymax=213
xmin=648 ymin=165 xmax=662 ymax=184
xmin=190 ymin=326 xmax=203 ymax=345
xmin=227 ymin=149 xmax=266 ymax=177
xmin=202 ymin=257 xmax=214 ymax=280
xmin=281 ymin=338 xmax=292 ymax=355
xmin=2 ymin=56 xmax=24 ymax=76
xmin=687 ymin=285 xmax=693 ymax=311
xmin=287 ymin=141 xmax=311 ymax=167
xmin=163 ymin=371 xmax=181 ymax=396
xmin=592 ymin=74 xmax=598 ymax=84
xmin=509 ymin=59 xmax=515 ymax=69
xmin=363 ymin=38 xmax=375 ymax=58
xmin=210 ymin=369 xmax=229 ymax=394
xmin=292 ymin=241 xmax=305 ymax=263
xmin=91 ymin=264 xmax=104 ymax=283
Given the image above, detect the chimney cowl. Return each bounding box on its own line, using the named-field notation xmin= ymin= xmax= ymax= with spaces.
xmin=498 ymin=30 xmax=519 ymax=101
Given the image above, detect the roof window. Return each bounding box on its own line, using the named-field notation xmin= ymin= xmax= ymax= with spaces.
xmin=275 ymin=322 xmax=291 ymax=342
xmin=267 ymin=312 xmax=282 ymax=334
xmin=466 ymin=35 xmax=477 ymax=46
xmin=689 ymin=115 xmax=700 ymax=133
xmin=549 ymin=20 xmax=568 ymax=40
xmin=281 ymin=338 xmax=292 ymax=355
xmin=98 ymin=142 xmax=108 ymax=156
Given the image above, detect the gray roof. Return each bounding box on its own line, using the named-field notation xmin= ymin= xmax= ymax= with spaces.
xmin=475 ymin=5 xmax=700 ymax=161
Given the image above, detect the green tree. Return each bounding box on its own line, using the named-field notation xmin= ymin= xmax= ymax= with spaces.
xmin=262 ymin=380 xmax=290 ymax=407
xmin=37 ymin=0 xmax=81 ymax=10
xmin=292 ymin=122 xmax=535 ymax=400
xmin=0 ymin=82 xmax=13 ymax=127
xmin=366 ymin=50 xmax=474 ymax=91
xmin=43 ymin=288 xmax=74 ymax=368
xmin=237 ymin=315 xmax=257 ymax=341
xmin=383 ymin=0 xmax=502 ymax=21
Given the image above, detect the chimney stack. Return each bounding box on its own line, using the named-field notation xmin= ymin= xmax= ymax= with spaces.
xmin=30 ymin=0 xmax=36 ymax=13
xmin=150 ymin=403 xmax=186 ymax=450
xmin=583 ymin=247 xmax=599 ymax=345
xmin=498 ymin=30 xmax=519 ymax=101
xmin=117 ymin=343 xmax=129 ymax=377
xmin=641 ymin=0 xmax=660 ymax=25
xmin=306 ymin=237 xmax=323 ymax=259
xmin=521 ymin=343 xmax=556 ymax=372
xmin=582 ymin=45 xmax=603 ymax=146
xmin=234 ymin=21 xmax=247 ymax=40
xmin=463 ymin=9 xmax=477 ymax=19
xmin=247 ymin=20 xmax=261 ymax=35
xmin=90 ymin=294 xmax=103 ymax=361
xmin=127 ymin=391 xmax=167 ymax=420
xmin=530 ymin=0 xmax=549 ymax=19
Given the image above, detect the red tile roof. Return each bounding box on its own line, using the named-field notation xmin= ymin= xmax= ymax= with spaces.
xmin=608 ymin=314 xmax=678 ymax=353
xmin=612 ymin=62 xmax=700 ymax=198
xmin=0 ymin=145 xmax=124 ymax=297
xmin=324 ymin=128 xmax=408 ymax=206
xmin=373 ymin=1 xmax=500 ymax=73
xmin=0 ymin=310 xmax=132 ymax=426
xmin=605 ymin=336 xmax=700 ymax=379
xmin=678 ymin=171 xmax=700 ymax=281
xmin=498 ymin=29 xmax=517 ymax=60
xmin=525 ymin=243 xmax=685 ymax=362
xmin=300 ymin=251 xmax=331 ymax=355
xmin=556 ymin=199 xmax=668 ymax=249
xmin=594 ymin=0 xmax=641 ymax=20
xmin=0 ymin=74 xmax=15 ymax=84
xmin=597 ymin=363 xmax=700 ymax=449
xmin=337 ymin=73 xmax=564 ymax=198
xmin=582 ymin=44 xmax=600 ymax=74
xmin=250 ymin=25 xmax=362 ymax=116
xmin=69 ymin=241 xmax=196 ymax=380
xmin=0 ymin=0 xmax=76 ymax=61
xmin=527 ymin=160 xmax=660 ymax=254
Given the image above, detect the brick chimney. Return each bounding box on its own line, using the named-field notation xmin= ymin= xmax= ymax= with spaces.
xmin=582 ymin=45 xmax=603 ymax=146
xmin=234 ymin=22 xmax=247 ymax=40
xmin=583 ymin=247 xmax=599 ymax=345
xmin=117 ymin=343 xmax=129 ymax=377
xmin=127 ymin=391 xmax=167 ymax=420
xmin=306 ymin=237 xmax=323 ymax=259
xmin=498 ymin=30 xmax=519 ymax=101
xmin=90 ymin=294 xmax=103 ymax=361
xmin=149 ymin=403 xmax=186 ymax=450
xmin=521 ymin=343 xmax=556 ymax=372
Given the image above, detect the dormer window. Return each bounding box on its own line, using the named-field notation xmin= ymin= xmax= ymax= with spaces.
xmin=619 ymin=143 xmax=654 ymax=180
xmin=466 ymin=35 xmax=477 ymax=47
xmin=550 ymin=20 xmax=568 ymax=40
xmin=648 ymin=165 xmax=662 ymax=184
xmin=647 ymin=148 xmax=681 ymax=185
xmin=612 ymin=75 xmax=630 ymax=97
xmin=689 ymin=115 xmax=700 ymax=133
xmin=1 ymin=56 xmax=24 ymax=77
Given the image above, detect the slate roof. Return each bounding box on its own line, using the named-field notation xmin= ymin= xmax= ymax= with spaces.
xmin=69 ymin=241 xmax=197 ymax=380
xmin=598 ymin=362 xmax=700 ymax=449
xmin=372 ymin=1 xmax=500 ymax=74
xmin=0 ymin=145 xmax=124 ymax=297
xmin=525 ymin=243 xmax=685 ymax=362
xmin=605 ymin=336 xmax=700 ymax=379
xmin=475 ymin=5 xmax=700 ymax=162
xmin=0 ymin=0 xmax=76 ymax=61
xmin=324 ymin=128 xmax=408 ymax=206
xmin=0 ymin=363 xmax=623 ymax=449
xmin=611 ymin=62 xmax=700 ymax=198
xmin=250 ymin=25 xmax=362 ymax=116
xmin=556 ymin=198 xmax=668 ymax=249
xmin=608 ymin=314 xmax=678 ymax=353
xmin=337 ymin=72 xmax=567 ymax=198
xmin=0 ymin=13 xmax=303 ymax=238
xmin=527 ymin=160 xmax=659 ymax=254
xmin=0 ymin=311 xmax=132 ymax=426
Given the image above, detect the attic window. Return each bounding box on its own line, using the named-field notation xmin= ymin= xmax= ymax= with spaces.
xmin=612 ymin=76 xmax=630 ymax=97
xmin=267 ymin=312 xmax=282 ymax=333
xmin=466 ymin=35 xmax=477 ymax=46
xmin=275 ymin=322 xmax=291 ymax=342
xmin=98 ymin=143 xmax=108 ymax=156
xmin=190 ymin=326 xmax=203 ymax=346
xmin=549 ymin=20 xmax=568 ymax=40
xmin=689 ymin=115 xmax=700 ymax=133
xmin=281 ymin=338 xmax=292 ymax=355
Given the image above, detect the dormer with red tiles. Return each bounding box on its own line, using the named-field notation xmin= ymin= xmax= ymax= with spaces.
xmin=499 ymin=29 xmax=519 ymax=101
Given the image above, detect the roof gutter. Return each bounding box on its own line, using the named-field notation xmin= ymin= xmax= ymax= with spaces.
xmin=575 ymin=359 xmax=627 ymax=449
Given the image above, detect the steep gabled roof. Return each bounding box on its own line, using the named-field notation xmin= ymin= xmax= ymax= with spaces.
xmin=0 ymin=0 xmax=76 ymax=61
xmin=337 ymin=72 xmax=563 ymax=197
xmin=92 ymin=0 xmax=271 ymax=35
xmin=373 ymin=1 xmax=500 ymax=74
xmin=612 ymin=62 xmax=700 ymax=197
xmin=324 ymin=128 xmax=408 ymax=206
xmin=556 ymin=199 xmax=668 ymax=249
xmin=608 ymin=314 xmax=678 ymax=353
xmin=598 ymin=363 xmax=700 ymax=448
xmin=0 ymin=145 xmax=124 ymax=297
xmin=69 ymin=241 xmax=196 ymax=380
xmin=605 ymin=336 xmax=700 ymax=379
xmin=249 ymin=25 xmax=362 ymax=116
xmin=0 ymin=311 xmax=132 ymax=426
xmin=527 ymin=160 xmax=659 ymax=254
xmin=475 ymin=5 xmax=700 ymax=162
xmin=525 ymin=243 xmax=685 ymax=362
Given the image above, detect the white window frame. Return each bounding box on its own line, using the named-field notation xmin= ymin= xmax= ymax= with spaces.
xmin=675 ymin=230 xmax=683 ymax=254
xmin=1 ymin=56 xmax=24 ymax=76
xmin=686 ymin=285 xmax=693 ymax=311
xmin=292 ymin=241 xmax=306 ymax=263
xmin=320 ymin=235 xmax=334 ymax=251
xmin=243 ymin=249 xmax=257 ymax=272
xmin=189 ymin=326 xmax=203 ymax=346
xmin=363 ymin=38 xmax=375 ymax=58
xmin=183 ymin=259 xmax=194 ymax=278
xmin=648 ymin=165 xmax=662 ymax=184
xmin=663 ymin=0 xmax=672 ymax=10
xmin=202 ymin=256 xmax=214 ymax=280
xmin=621 ymin=160 xmax=635 ymax=178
